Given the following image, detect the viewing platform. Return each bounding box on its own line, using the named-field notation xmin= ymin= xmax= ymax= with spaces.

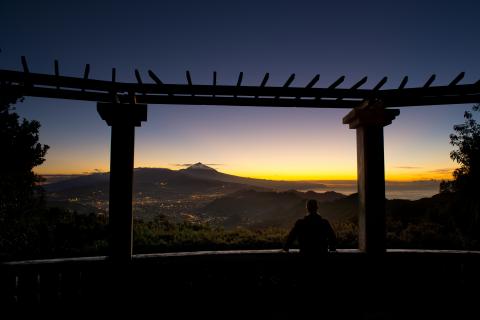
xmin=2 ymin=59 xmax=480 ymax=318
xmin=2 ymin=249 xmax=479 ymax=318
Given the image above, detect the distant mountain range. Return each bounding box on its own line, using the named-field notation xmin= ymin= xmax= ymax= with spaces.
xmin=44 ymin=163 xmax=327 ymax=199
xmin=42 ymin=163 xmax=444 ymax=228
xmin=43 ymin=163 xmax=329 ymax=221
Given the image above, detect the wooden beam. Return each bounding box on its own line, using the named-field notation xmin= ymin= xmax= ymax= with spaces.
xmin=1 ymin=69 xmax=480 ymax=106
xmin=134 ymin=94 xmax=362 ymax=108
xmin=148 ymin=70 xmax=173 ymax=97
xmin=148 ymin=70 xmax=163 ymax=85
xmin=82 ymin=64 xmax=90 ymax=92
xmin=449 ymin=72 xmax=465 ymax=86
xmin=328 ymin=76 xmax=345 ymax=89
xmin=54 ymin=60 xmax=60 ymax=89
xmin=298 ymin=74 xmax=320 ymax=99
xmin=134 ymin=69 xmax=143 ymax=85
xmin=256 ymin=73 xmax=269 ymax=98
xmin=398 ymin=76 xmax=408 ymax=89
xmin=236 ymin=72 xmax=243 ymax=87
xmin=351 ymin=76 xmax=368 ymax=90
xmin=317 ymin=75 xmax=345 ymax=100
xmin=2 ymin=68 xmax=478 ymax=98
xmin=134 ymin=69 xmax=145 ymax=95
xmin=423 ymin=74 xmax=436 ymax=88
xmin=6 ymin=80 xmax=480 ymax=108
xmin=235 ymin=72 xmax=243 ymax=97
xmin=186 ymin=71 xmax=193 ymax=96
xmin=337 ymin=77 xmax=367 ymax=101
xmin=111 ymin=68 xmax=120 ymax=103
xmin=386 ymin=94 xmax=480 ymax=107
xmin=372 ymin=77 xmax=388 ymax=91
xmin=260 ymin=73 xmax=269 ymax=87
xmin=283 ymin=74 xmax=295 ymax=87
xmin=20 ymin=56 xmax=31 ymax=88
xmin=21 ymin=56 xmax=30 ymax=74
xmin=213 ymin=71 xmax=217 ymax=97
xmin=305 ymin=74 xmax=320 ymax=89
xmin=276 ymin=74 xmax=295 ymax=98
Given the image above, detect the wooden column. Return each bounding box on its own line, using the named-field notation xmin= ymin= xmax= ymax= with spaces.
xmin=97 ymin=102 xmax=147 ymax=262
xmin=343 ymin=105 xmax=399 ymax=254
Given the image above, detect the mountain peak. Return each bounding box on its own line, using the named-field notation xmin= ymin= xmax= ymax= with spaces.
xmin=185 ymin=162 xmax=217 ymax=171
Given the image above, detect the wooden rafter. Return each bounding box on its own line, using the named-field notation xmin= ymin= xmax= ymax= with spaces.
xmin=1 ymin=56 xmax=480 ymax=108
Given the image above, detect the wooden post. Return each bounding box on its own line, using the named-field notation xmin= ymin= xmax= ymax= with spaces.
xmin=97 ymin=102 xmax=147 ymax=262
xmin=343 ymin=105 xmax=399 ymax=254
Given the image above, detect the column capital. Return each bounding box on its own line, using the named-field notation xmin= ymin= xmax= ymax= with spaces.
xmin=343 ymin=106 xmax=399 ymax=129
xmin=97 ymin=102 xmax=148 ymax=127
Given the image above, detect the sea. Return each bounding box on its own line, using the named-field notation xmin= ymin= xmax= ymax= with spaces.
xmin=298 ymin=180 xmax=441 ymax=201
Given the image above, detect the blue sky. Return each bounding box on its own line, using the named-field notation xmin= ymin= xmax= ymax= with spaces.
xmin=1 ymin=0 xmax=479 ymax=179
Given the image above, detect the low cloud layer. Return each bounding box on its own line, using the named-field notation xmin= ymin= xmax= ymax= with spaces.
xmin=173 ymin=163 xmax=224 ymax=167
xmin=429 ymin=168 xmax=454 ymax=174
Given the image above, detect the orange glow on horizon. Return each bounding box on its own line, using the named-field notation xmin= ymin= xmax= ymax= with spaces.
xmin=34 ymin=164 xmax=457 ymax=182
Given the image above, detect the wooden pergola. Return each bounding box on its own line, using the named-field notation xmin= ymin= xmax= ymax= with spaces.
xmin=2 ymin=56 xmax=480 ymax=261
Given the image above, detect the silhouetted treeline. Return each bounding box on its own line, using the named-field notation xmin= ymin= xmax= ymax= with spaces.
xmin=1 ymin=191 xmax=478 ymax=261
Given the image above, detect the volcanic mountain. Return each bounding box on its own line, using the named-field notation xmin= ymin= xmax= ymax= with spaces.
xmin=180 ymin=162 xmax=326 ymax=190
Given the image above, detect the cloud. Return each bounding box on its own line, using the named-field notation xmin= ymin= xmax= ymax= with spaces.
xmin=429 ymin=168 xmax=454 ymax=174
xmin=395 ymin=166 xmax=423 ymax=169
xmin=171 ymin=164 xmax=191 ymax=167
xmin=172 ymin=163 xmax=224 ymax=167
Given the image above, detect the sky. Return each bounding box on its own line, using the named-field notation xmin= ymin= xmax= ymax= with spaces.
xmin=1 ymin=0 xmax=480 ymax=181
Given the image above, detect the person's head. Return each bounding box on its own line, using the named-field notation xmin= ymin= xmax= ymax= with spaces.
xmin=306 ymin=199 xmax=318 ymax=214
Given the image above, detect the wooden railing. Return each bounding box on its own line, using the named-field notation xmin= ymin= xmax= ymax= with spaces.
xmin=1 ymin=249 xmax=480 ymax=317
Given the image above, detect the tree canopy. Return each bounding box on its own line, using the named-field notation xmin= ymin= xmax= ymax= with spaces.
xmin=440 ymin=104 xmax=480 ymax=241
xmin=441 ymin=104 xmax=480 ymax=195
xmin=0 ymin=94 xmax=49 ymax=214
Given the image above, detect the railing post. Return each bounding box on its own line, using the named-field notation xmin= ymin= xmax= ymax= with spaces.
xmin=97 ymin=102 xmax=147 ymax=262
xmin=343 ymin=104 xmax=399 ymax=254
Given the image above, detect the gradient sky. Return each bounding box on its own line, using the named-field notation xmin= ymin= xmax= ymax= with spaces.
xmin=1 ymin=0 xmax=480 ymax=181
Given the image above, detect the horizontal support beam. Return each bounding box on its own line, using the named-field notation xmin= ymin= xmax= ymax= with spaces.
xmin=3 ymin=83 xmax=480 ymax=108
xmin=386 ymin=94 xmax=480 ymax=107
xmin=0 ymin=69 xmax=374 ymax=98
xmin=1 ymin=69 xmax=480 ymax=107
xmin=3 ymin=84 xmax=362 ymax=108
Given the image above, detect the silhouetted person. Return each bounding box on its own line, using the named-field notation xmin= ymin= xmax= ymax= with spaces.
xmin=283 ymin=199 xmax=337 ymax=255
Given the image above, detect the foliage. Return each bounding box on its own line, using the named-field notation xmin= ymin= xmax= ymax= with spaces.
xmin=0 ymin=206 xmax=108 ymax=261
xmin=441 ymin=104 xmax=480 ymax=194
xmin=440 ymin=104 xmax=480 ymax=240
xmin=133 ymin=218 xmax=288 ymax=253
xmin=0 ymin=94 xmax=49 ymax=215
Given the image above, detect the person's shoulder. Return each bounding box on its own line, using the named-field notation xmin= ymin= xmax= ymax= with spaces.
xmin=294 ymin=217 xmax=306 ymax=226
xmin=319 ymin=217 xmax=333 ymax=227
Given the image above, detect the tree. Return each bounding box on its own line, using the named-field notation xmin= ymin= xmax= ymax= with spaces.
xmin=441 ymin=104 xmax=480 ymax=194
xmin=440 ymin=104 xmax=480 ymax=242
xmin=0 ymin=93 xmax=49 ymax=214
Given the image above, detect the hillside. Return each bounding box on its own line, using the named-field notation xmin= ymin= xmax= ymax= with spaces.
xmin=199 ymin=189 xmax=352 ymax=229
xmin=198 ymin=189 xmax=457 ymax=234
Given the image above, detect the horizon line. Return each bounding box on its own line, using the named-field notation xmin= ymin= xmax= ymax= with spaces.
xmin=36 ymin=171 xmax=447 ymax=183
